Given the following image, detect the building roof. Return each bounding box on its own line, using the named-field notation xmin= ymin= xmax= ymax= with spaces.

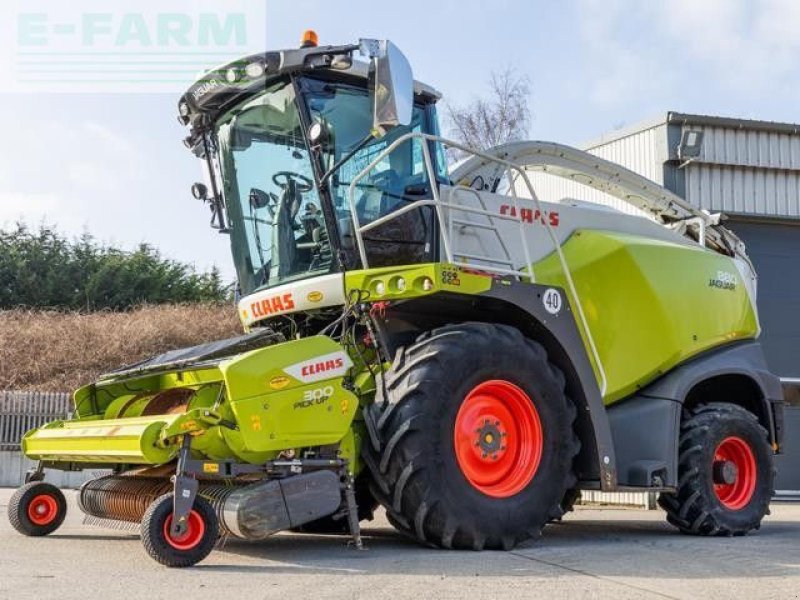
xmin=581 ymin=112 xmax=800 ymax=151
xmin=667 ymin=112 xmax=800 ymax=136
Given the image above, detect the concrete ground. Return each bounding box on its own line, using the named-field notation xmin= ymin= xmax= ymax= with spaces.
xmin=1 ymin=489 xmax=799 ymax=600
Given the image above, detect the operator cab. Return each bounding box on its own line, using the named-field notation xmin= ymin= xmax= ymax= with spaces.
xmin=179 ymin=35 xmax=445 ymax=299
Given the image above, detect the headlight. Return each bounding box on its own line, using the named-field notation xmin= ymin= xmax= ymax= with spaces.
xmin=245 ymin=61 xmax=265 ymax=79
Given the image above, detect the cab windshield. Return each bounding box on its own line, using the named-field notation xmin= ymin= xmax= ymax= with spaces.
xmin=301 ymin=77 xmax=445 ymax=269
xmin=216 ymin=79 xmax=330 ymax=296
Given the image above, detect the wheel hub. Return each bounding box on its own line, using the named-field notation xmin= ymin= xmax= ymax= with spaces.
xmin=27 ymin=494 xmax=58 ymax=526
xmin=713 ymin=436 xmax=757 ymax=511
xmin=454 ymin=380 xmax=543 ymax=498
xmin=163 ymin=510 xmax=206 ymax=551
xmin=475 ymin=421 xmax=506 ymax=458
xmin=713 ymin=460 xmax=738 ymax=485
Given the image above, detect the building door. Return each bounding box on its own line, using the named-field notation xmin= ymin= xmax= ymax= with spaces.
xmin=727 ymin=217 xmax=800 ymax=494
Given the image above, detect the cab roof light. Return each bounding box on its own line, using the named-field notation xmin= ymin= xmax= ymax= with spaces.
xmin=301 ymin=30 xmax=319 ymax=48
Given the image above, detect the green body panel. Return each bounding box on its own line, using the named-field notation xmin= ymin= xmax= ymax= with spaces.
xmin=344 ymin=262 xmax=493 ymax=301
xmin=218 ymin=336 xmax=358 ymax=454
xmin=532 ymin=230 xmax=759 ymax=404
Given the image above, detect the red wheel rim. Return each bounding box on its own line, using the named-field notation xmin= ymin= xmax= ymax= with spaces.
xmin=714 ymin=436 xmax=757 ymax=510
xmin=27 ymin=494 xmax=59 ymax=526
xmin=163 ymin=510 xmax=206 ymax=551
xmin=454 ymin=380 xmax=543 ymax=498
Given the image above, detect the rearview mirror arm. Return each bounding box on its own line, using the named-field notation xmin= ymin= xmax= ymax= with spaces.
xmin=202 ymin=135 xmax=230 ymax=233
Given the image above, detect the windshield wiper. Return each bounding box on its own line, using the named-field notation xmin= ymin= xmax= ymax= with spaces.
xmin=318 ymin=133 xmax=375 ymax=189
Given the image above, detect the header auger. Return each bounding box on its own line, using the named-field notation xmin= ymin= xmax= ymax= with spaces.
xmin=9 ymin=32 xmax=783 ymax=567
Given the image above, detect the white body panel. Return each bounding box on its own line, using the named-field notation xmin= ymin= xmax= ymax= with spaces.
xmin=238 ymin=273 xmax=345 ymax=329
xmin=442 ymin=185 xmax=697 ymax=271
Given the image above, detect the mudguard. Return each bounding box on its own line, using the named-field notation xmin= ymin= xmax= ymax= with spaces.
xmin=376 ymin=277 xmax=618 ymax=490
xmin=608 ymin=341 xmax=784 ymax=488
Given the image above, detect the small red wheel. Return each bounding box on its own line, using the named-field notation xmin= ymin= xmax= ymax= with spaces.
xmin=714 ymin=436 xmax=757 ymax=511
xmin=141 ymin=494 xmax=219 ymax=568
xmin=162 ymin=510 xmax=206 ymax=551
xmin=8 ymin=482 xmax=67 ymax=536
xmin=454 ymin=380 xmax=543 ymax=498
xmin=27 ymin=494 xmax=59 ymax=526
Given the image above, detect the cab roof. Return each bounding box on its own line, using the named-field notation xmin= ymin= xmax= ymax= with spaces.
xmin=177 ymin=42 xmax=441 ymax=145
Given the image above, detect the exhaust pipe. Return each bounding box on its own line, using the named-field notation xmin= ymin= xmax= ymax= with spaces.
xmin=78 ymin=471 xmax=342 ymax=539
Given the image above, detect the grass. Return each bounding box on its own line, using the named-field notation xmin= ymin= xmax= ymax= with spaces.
xmin=0 ymin=305 xmax=242 ymax=392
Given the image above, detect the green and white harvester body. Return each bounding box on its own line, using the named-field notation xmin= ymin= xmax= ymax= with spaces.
xmin=9 ymin=35 xmax=784 ymax=567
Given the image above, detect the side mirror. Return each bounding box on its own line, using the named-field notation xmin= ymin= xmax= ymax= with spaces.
xmin=249 ymin=188 xmax=272 ymax=209
xmin=191 ymin=182 xmax=208 ymax=201
xmin=360 ymin=39 xmax=414 ymax=136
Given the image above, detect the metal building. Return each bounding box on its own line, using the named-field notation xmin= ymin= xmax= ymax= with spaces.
xmin=525 ymin=112 xmax=800 ymax=494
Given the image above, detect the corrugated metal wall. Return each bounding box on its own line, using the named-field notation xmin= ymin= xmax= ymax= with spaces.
xmin=0 ymin=391 xmax=72 ymax=451
xmin=683 ymin=125 xmax=800 ymax=217
xmin=579 ymin=491 xmax=658 ymax=509
xmin=520 ymin=122 xmax=666 ymax=218
xmin=587 ymin=124 xmax=667 ymax=184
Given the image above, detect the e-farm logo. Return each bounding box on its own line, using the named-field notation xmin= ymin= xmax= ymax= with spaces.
xmin=18 ymin=13 xmax=247 ymax=48
xmin=2 ymin=1 xmax=267 ymax=93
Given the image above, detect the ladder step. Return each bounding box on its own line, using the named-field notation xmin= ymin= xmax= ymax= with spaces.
xmin=453 ymin=251 xmax=515 ymax=266
xmin=451 ymin=219 xmax=501 ymax=232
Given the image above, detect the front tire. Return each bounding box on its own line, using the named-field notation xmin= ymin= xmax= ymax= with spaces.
xmin=364 ymin=322 xmax=580 ymax=550
xmin=659 ymin=403 xmax=775 ymax=536
xmin=8 ymin=482 xmax=68 ymax=537
xmin=140 ymin=493 xmax=219 ymax=568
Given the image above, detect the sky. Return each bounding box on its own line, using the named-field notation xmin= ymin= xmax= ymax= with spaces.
xmin=2 ymin=0 xmax=799 ymax=281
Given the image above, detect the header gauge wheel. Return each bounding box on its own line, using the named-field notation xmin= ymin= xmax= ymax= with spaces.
xmin=8 ymin=482 xmax=67 ymax=537
xmin=141 ymin=493 xmax=219 ymax=568
xmin=363 ymin=322 xmax=580 ymax=550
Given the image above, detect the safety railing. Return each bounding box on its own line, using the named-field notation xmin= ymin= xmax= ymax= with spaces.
xmin=347 ymin=132 xmax=608 ymax=395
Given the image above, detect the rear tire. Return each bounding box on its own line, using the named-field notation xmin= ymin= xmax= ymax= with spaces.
xmin=140 ymin=493 xmax=219 ymax=568
xmin=8 ymin=482 xmax=67 ymax=537
xmin=364 ymin=322 xmax=580 ymax=550
xmin=659 ymin=403 xmax=774 ymax=536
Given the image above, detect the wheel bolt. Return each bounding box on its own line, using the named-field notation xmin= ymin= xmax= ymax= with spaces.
xmin=713 ymin=460 xmax=738 ymax=485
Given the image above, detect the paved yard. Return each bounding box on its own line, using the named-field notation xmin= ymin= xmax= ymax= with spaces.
xmin=1 ymin=489 xmax=798 ymax=599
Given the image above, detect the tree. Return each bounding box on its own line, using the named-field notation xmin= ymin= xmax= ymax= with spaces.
xmin=0 ymin=223 xmax=229 ymax=310
xmin=446 ymin=67 xmax=532 ymax=156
